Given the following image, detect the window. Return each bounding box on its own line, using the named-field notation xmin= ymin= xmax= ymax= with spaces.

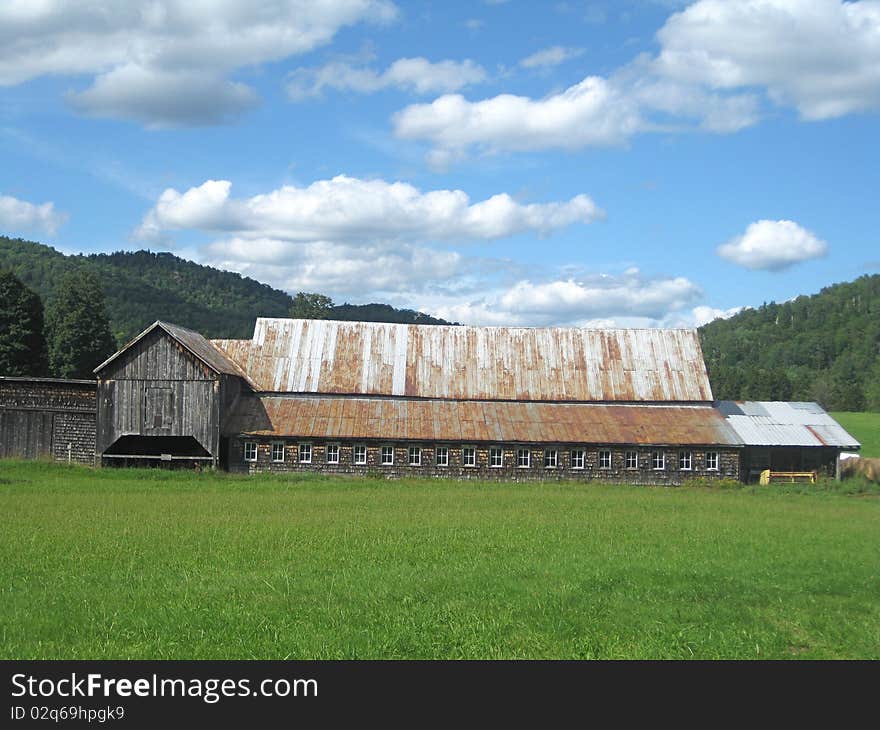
xmin=298 ymin=443 xmax=312 ymax=463
xmin=571 ymin=449 xmax=585 ymax=469
xmin=244 ymin=441 xmax=257 ymax=462
xmin=354 ymin=444 xmax=367 ymax=465
xmin=381 ymin=445 xmax=394 ymax=465
xmin=679 ymin=450 xmax=692 ymax=471
xmin=462 ymin=446 xmax=476 ymax=467
xmin=652 ymin=451 xmax=665 ymax=470
xmin=706 ymin=451 xmax=719 ymax=471
xmin=271 ymin=442 xmax=285 ymax=463
xmin=625 ymin=451 xmax=638 ymax=469
xmin=436 ymin=446 xmax=449 ymax=467
xmin=598 ymin=450 xmax=612 ymax=469
xmin=490 ymin=447 xmax=503 ymax=468
xmin=543 ymin=449 xmax=558 ymax=468
xmin=409 ymin=446 xmax=421 ymax=466
xmin=327 ymin=443 xmax=340 ymax=464
xmin=517 ymin=448 xmax=531 ymax=468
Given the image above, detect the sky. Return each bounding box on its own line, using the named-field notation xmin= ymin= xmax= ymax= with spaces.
xmin=1 ymin=0 xmax=878 ymax=328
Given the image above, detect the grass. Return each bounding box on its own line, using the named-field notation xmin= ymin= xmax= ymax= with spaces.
xmin=831 ymin=411 xmax=880 ymax=457
xmin=1 ymin=460 xmax=878 ymax=660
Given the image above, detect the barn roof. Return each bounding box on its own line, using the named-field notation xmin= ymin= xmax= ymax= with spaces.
xmin=94 ymin=320 xmax=252 ymax=383
xmin=225 ymin=395 xmax=740 ymax=446
xmin=211 ymin=318 xmax=713 ymax=402
xmin=718 ymin=401 xmax=860 ymax=449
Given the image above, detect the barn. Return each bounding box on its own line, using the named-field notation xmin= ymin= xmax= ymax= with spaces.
xmin=91 ymin=317 xmax=745 ymax=483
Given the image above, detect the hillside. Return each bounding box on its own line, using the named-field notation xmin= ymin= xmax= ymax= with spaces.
xmin=0 ymin=237 xmax=449 ymax=344
xmin=699 ymin=274 xmax=880 ymax=411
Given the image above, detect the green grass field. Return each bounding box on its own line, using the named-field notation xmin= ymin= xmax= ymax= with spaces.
xmin=831 ymin=412 xmax=880 ymax=457
xmin=1 ymin=461 xmax=878 ymax=660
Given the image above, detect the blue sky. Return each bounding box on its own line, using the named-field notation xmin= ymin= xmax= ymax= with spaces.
xmin=1 ymin=0 xmax=878 ymax=327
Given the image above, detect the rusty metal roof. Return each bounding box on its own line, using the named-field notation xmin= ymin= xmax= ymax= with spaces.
xmin=95 ymin=321 xmax=252 ymax=383
xmin=225 ymin=395 xmax=740 ymax=446
xmin=211 ymin=318 xmax=713 ymax=402
xmin=718 ymin=401 xmax=860 ymax=448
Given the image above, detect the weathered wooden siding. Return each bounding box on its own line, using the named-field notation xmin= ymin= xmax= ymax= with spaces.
xmin=106 ymin=328 xmax=215 ymax=381
xmin=0 ymin=377 xmax=96 ymax=464
xmin=96 ymin=328 xmax=222 ymax=461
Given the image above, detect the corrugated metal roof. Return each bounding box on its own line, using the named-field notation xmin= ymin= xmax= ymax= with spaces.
xmin=95 ymin=321 xmax=252 ymax=383
xmin=226 ymin=396 xmax=741 ymax=446
xmin=719 ymin=401 xmax=860 ymax=448
xmin=211 ymin=318 xmax=713 ymax=402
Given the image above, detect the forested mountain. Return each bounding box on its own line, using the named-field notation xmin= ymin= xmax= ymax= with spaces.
xmin=0 ymin=237 xmax=449 ymax=345
xmin=699 ymin=274 xmax=880 ymax=411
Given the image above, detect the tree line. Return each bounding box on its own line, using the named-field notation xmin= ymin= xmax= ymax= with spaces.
xmin=699 ymin=273 xmax=880 ymax=412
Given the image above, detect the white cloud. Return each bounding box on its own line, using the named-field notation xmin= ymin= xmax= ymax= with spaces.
xmin=690 ymin=304 xmax=745 ymax=327
xmin=134 ymin=175 xmax=604 ymax=244
xmin=0 ymin=193 xmax=67 ymax=236
xmin=716 ymin=220 xmax=828 ymax=271
xmin=655 ymin=0 xmax=880 ymax=120
xmin=428 ymin=269 xmax=704 ymax=327
xmin=287 ymin=57 xmax=486 ymax=99
xmin=0 ymin=0 xmax=397 ymax=126
xmin=394 ymin=76 xmax=643 ymax=155
xmin=66 ymin=65 xmax=259 ymax=128
xmin=520 ymin=46 xmax=585 ymax=68
xmin=393 ymin=0 xmax=879 ymax=161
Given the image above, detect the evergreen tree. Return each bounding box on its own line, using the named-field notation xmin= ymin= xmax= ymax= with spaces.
xmin=0 ymin=269 xmax=49 ymax=376
xmin=46 ymin=270 xmax=117 ymax=378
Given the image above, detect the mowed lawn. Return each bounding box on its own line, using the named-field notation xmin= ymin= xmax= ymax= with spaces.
xmin=832 ymin=412 xmax=880 ymax=457
xmin=1 ymin=461 xmax=878 ymax=660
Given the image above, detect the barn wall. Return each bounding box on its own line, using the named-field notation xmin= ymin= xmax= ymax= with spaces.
xmin=96 ymin=330 xmax=221 ymax=461
xmin=0 ymin=378 xmax=96 ymax=464
xmin=228 ymin=437 xmax=741 ymax=484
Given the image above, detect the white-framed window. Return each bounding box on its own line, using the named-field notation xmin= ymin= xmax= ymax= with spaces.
xmin=517 ymin=448 xmax=531 ymax=468
xmin=625 ymin=451 xmax=638 ymax=469
xmin=271 ymin=442 xmax=285 ymax=463
xmin=244 ymin=441 xmax=257 ymax=462
xmin=409 ymin=446 xmax=421 ymax=466
xmin=354 ymin=444 xmax=367 ymax=465
xmin=326 ymin=443 xmax=340 ymax=464
xmin=598 ymin=450 xmax=612 ymax=469
xmin=436 ymin=446 xmax=449 ymax=467
xmin=679 ymin=450 xmax=693 ymax=471
xmin=543 ymin=449 xmax=558 ymax=468
xmin=652 ymin=450 xmax=665 ymax=470
xmin=381 ymin=445 xmax=394 ymax=465
xmin=706 ymin=451 xmax=719 ymax=471
xmin=298 ymin=443 xmax=312 ymax=463
xmin=571 ymin=449 xmax=585 ymax=469
xmin=490 ymin=447 xmax=503 ymax=468
xmin=462 ymin=446 xmax=476 ymax=467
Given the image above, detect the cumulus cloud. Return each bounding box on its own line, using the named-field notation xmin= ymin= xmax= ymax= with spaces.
xmin=716 ymin=220 xmax=828 ymax=271
xmin=520 ymin=46 xmax=585 ymax=68
xmin=394 ymin=76 xmax=643 ymax=155
xmin=134 ymin=175 xmax=604 ymax=244
xmin=655 ymin=0 xmax=880 ymax=120
xmin=428 ymin=269 xmax=704 ymax=327
xmin=0 ymin=193 xmax=67 ymax=236
xmin=0 ymin=0 xmax=397 ymax=126
xmin=287 ymin=57 xmax=486 ymax=99
xmin=393 ymin=0 xmax=879 ymax=160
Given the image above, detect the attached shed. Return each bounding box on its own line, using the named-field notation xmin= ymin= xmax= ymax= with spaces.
xmin=93 ymin=321 xmax=250 ymax=467
xmin=718 ymin=401 xmax=860 ymax=481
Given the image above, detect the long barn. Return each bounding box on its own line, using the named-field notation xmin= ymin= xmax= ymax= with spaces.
xmin=91 ymin=318 xmax=750 ymax=483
